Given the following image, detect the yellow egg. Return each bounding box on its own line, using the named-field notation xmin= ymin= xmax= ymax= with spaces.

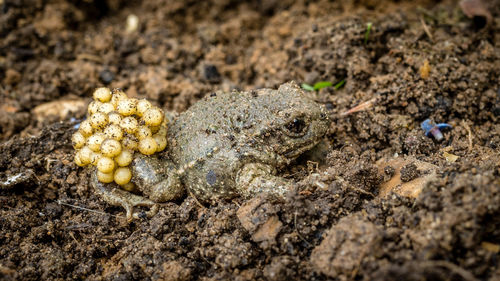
xmin=97 ymin=157 xmax=115 ymax=173
xmin=93 ymin=87 xmax=112 ymax=102
xmin=115 ymin=150 xmax=134 ymax=167
xmin=135 ymin=126 xmax=152 ymax=140
xmin=90 ymin=152 xmax=102 ymax=166
xmin=120 ymin=116 xmax=138 ymax=134
xmin=89 ymin=112 xmax=108 ymax=129
xmin=87 ymin=132 xmax=106 ymax=152
xmin=104 ymin=124 xmax=123 ymax=141
xmin=74 ymin=152 xmax=86 ymax=167
xmin=79 ymin=146 xmax=93 ymax=164
xmin=98 ymin=102 xmax=115 ymax=114
xmin=136 ymin=99 xmax=152 ymax=117
xmin=114 ymin=167 xmax=132 ymax=185
xmin=97 ymin=170 xmax=114 ymax=183
xmin=108 ymin=112 xmax=122 ymax=125
xmin=117 ymin=99 xmax=137 ymax=116
xmin=138 ymin=137 xmax=158 ymax=155
xmin=150 ymin=125 xmax=161 ymax=134
xmin=122 ymin=136 xmax=138 ymax=150
xmin=79 ymin=120 xmax=94 ymax=137
xmin=72 ymin=131 xmax=86 ymax=149
xmin=88 ymin=100 xmax=102 ymax=115
xmin=156 ymin=125 xmax=167 ymax=136
xmin=142 ymin=107 xmax=164 ymax=127
xmin=153 ymin=134 xmax=167 ymax=152
xmin=121 ymin=182 xmax=136 ymax=192
xmin=100 ymin=138 xmax=122 ymax=158
xmin=110 ymin=89 xmax=128 ymax=107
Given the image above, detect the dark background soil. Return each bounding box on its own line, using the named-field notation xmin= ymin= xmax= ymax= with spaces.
xmin=1 ymin=0 xmax=499 ymax=280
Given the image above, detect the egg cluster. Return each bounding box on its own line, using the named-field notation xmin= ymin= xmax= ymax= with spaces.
xmin=72 ymin=87 xmax=167 ymax=189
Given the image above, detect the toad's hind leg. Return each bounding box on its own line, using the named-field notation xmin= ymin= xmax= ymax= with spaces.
xmin=235 ymin=163 xmax=294 ymax=199
xmin=91 ymin=170 xmax=158 ymax=221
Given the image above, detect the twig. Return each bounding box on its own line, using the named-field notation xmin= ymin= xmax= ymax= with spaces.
xmin=294 ymin=210 xmax=311 ymax=248
xmin=350 ymin=186 xmax=375 ymax=197
xmin=68 ymin=232 xmax=79 ymax=244
xmin=57 ymin=200 xmax=122 ymax=218
xmin=188 ymin=190 xmax=206 ymax=209
xmin=76 ymin=53 xmax=103 ymax=63
xmin=340 ymin=97 xmax=377 ymax=116
xmin=420 ymin=17 xmax=433 ymax=42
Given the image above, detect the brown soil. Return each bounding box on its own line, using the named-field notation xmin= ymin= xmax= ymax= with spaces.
xmin=1 ymin=0 xmax=499 ymax=280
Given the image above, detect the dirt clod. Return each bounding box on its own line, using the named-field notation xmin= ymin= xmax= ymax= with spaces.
xmin=237 ymin=195 xmax=283 ymax=244
xmin=400 ymin=163 xmax=420 ymax=182
xmin=310 ymin=214 xmax=383 ymax=278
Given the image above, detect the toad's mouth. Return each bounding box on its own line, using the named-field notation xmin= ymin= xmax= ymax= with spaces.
xmin=282 ymin=139 xmax=317 ymax=159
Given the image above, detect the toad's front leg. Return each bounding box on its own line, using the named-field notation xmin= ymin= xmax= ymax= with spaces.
xmin=235 ymin=163 xmax=294 ymax=199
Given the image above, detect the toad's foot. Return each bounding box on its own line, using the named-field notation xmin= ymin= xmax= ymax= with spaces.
xmin=236 ymin=163 xmax=294 ymax=198
xmin=91 ymin=170 xmax=158 ymax=221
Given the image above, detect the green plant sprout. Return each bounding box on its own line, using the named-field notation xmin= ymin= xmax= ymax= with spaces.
xmin=333 ymin=79 xmax=345 ymax=90
xmin=301 ymin=80 xmax=345 ymax=91
xmin=364 ymin=22 xmax=373 ymax=44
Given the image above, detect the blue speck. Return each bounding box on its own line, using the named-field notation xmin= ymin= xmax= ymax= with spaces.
xmin=421 ymin=119 xmax=452 ymax=139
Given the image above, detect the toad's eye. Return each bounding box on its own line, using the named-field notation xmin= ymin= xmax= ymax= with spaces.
xmin=284 ymin=118 xmax=308 ymax=137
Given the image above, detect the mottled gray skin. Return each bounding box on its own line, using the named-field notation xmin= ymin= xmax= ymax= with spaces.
xmin=92 ymin=82 xmax=329 ymax=220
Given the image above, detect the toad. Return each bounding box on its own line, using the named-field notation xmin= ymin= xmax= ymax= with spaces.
xmin=91 ymin=82 xmax=329 ymax=219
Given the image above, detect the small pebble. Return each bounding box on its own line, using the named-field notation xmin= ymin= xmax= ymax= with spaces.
xmin=126 ymin=14 xmax=139 ymax=33
xmin=203 ymin=64 xmax=221 ymax=83
xmin=99 ymin=69 xmax=114 ymax=85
